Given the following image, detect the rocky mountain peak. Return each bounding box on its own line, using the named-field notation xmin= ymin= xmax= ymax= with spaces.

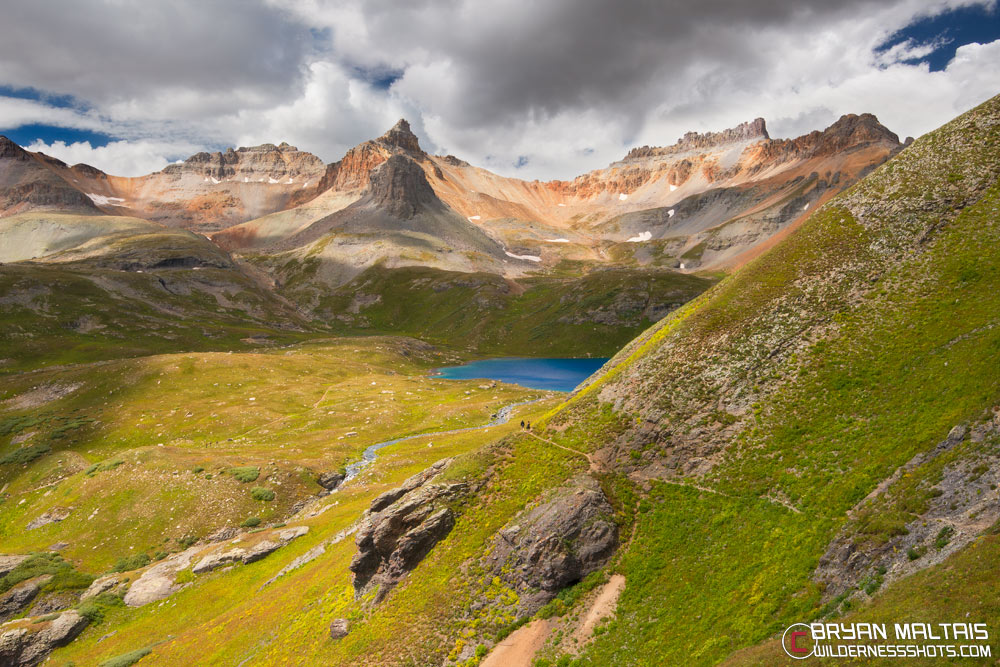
xmin=625 ymin=118 xmax=769 ymax=160
xmin=378 ymin=118 xmax=422 ymax=154
xmin=0 ymin=135 xmax=29 ymax=160
xmin=368 ymin=154 xmax=440 ymax=219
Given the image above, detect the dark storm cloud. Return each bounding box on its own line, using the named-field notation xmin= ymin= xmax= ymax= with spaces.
xmin=344 ymin=0 xmax=893 ymax=127
xmin=2 ymin=0 xmax=997 ymax=177
xmin=0 ymin=0 xmax=318 ymax=114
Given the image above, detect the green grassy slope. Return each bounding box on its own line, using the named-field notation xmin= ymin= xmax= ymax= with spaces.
xmin=525 ymin=95 xmax=1000 ymax=664
xmin=271 ymin=263 xmax=716 ymax=357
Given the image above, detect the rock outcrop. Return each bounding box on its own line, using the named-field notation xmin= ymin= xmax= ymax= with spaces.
xmin=814 ymin=412 xmax=1000 ymax=603
xmin=368 ymin=154 xmax=441 ymax=220
xmin=0 ymin=610 xmax=88 ymax=666
xmin=160 ymin=142 xmax=325 ymax=183
xmin=123 ymin=545 xmax=202 ymax=607
xmin=0 ymin=556 xmax=30 ymax=578
xmin=0 ymin=577 xmax=48 ymax=622
xmin=485 ymin=475 xmax=619 ymax=615
xmin=191 ymin=526 xmax=309 ymax=575
xmin=350 ymin=458 xmax=463 ymax=601
xmin=626 ymin=118 xmax=769 ymax=159
xmin=26 ymin=507 xmax=71 ymax=530
xmin=317 ymin=470 xmax=345 ymax=493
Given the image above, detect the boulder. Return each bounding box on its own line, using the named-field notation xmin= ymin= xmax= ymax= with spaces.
xmin=485 ymin=475 xmax=619 ymax=615
xmin=317 ymin=470 xmax=345 ymax=492
xmin=349 ymin=459 xmax=462 ymax=601
xmin=81 ymin=575 xmax=119 ymax=601
xmin=329 ymin=618 xmax=350 ymax=640
xmin=0 ymin=610 xmax=88 ymax=666
xmin=123 ymin=545 xmax=201 ymax=607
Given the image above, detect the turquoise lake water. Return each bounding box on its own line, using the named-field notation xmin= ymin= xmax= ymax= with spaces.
xmin=435 ymin=357 xmax=609 ymax=392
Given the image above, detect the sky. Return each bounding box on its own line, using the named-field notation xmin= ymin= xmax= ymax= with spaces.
xmin=0 ymin=0 xmax=998 ymax=179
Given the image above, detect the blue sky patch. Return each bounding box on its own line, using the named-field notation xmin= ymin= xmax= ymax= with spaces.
xmin=876 ymin=2 xmax=1000 ymax=71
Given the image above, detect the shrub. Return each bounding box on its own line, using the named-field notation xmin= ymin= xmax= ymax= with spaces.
xmin=230 ymin=466 xmax=260 ymax=483
xmin=241 ymin=517 xmax=261 ymax=528
xmin=177 ymin=535 xmax=198 ymax=548
xmin=907 ymin=545 xmax=926 ymax=561
xmin=0 ymin=442 xmax=51 ymax=466
xmin=153 ymin=551 xmax=168 ymax=561
xmin=42 ymin=569 xmax=94 ymax=593
xmin=934 ymin=525 xmax=955 ymax=550
xmin=192 ymin=466 xmax=204 ymax=473
xmin=111 ymin=553 xmax=151 ymax=573
xmin=86 ymin=458 xmax=124 ymax=476
xmin=78 ymin=592 xmax=125 ymax=625
xmin=174 ymin=568 xmax=194 ymax=585
xmin=0 ymin=553 xmax=72 ymax=594
xmin=99 ymin=647 xmax=152 ymax=667
xmin=251 ymin=487 xmax=275 ymax=502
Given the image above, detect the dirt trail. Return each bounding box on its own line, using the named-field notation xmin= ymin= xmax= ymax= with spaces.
xmin=481 ymin=619 xmax=553 ymax=667
xmin=526 ymin=430 xmax=600 ymax=473
xmin=571 ymin=574 xmax=626 ymax=648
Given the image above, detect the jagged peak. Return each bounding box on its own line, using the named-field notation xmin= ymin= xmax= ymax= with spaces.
xmin=626 ymin=118 xmax=769 ymax=160
xmin=378 ymin=118 xmax=422 ymax=154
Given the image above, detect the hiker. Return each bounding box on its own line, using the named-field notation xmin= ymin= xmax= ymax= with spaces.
xmin=526 ymin=421 xmax=531 ymax=431
xmin=520 ymin=420 xmax=525 ymax=429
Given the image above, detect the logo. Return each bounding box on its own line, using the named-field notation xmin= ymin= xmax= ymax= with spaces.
xmin=782 ymin=623 xmax=815 ymax=659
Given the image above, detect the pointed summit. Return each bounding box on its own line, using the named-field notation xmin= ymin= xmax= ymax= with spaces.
xmin=378 ymin=118 xmax=422 ymax=154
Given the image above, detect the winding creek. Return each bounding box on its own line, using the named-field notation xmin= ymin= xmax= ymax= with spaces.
xmin=343 ymin=398 xmax=545 ymax=482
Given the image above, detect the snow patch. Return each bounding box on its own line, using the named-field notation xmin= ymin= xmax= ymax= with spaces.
xmin=244 ymin=177 xmax=249 ymax=183
xmin=803 ymin=202 xmax=810 ymax=210
xmin=86 ymin=193 xmax=126 ymax=206
xmin=668 ymin=209 xmax=675 ymax=218
xmin=468 ymin=215 xmax=481 ymax=221
xmin=286 ymin=178 xmax=294 ymax=184
xmin=505 ymin=250 xmax=541 ymax=262
xmin=619 ymin=193 xmax=628 ymax=201
xmin=210 ymin=177 xmax=220 ymax=185
xmin=626 ymin=231 xmax=652 ymax=243
xmin=545 ymin=238 xmax=570 ymax=243
xmin=557 ymin=203 xmax=566 ymax=207
xmin=268 ymin=177 xmax=280 ymax=184
xmin=669 ymin=184 xmax=678 ymax=192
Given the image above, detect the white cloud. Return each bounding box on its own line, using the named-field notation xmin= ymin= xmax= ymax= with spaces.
xmin=23 ymin=139 xmax=198 ymax=177
xmin=1 ymin=0 xmax=998 ymax=181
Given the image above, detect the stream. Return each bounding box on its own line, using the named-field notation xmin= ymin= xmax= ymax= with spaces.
xmin=342 ymin=398 xmax=544 ymax=482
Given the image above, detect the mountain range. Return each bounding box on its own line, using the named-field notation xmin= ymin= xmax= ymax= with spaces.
xmin=3 ymin=94 xmax=997 ymax=667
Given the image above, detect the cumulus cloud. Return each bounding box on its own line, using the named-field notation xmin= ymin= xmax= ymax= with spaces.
xmin=1 ymin=0 xmax=998 ymax=178
xmin=23 ymin=139 xmax=200 ymax=177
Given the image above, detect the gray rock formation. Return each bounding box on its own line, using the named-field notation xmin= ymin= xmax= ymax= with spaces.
xmin=485 ymin=475 xmax=620 ymax=615
xmin=26 ymin=507 xmax=71 ymax=530
xmin=81 ymin=575 xmax=119 ymax=601
xmin=0 ymin=577 xmax=48 ymax=622
xmin=0 ymin=610 xmax=88 ymax=666
xmin=349 ymin=459 xmax=463 ymax=601
xmin=123 ymin=545 xmax=202 ymax=607
xmin=329 ymin=618 xmax=350 ymax=640
xmin=317 ymin=470 xmax=345 ymax=493
xmin=192 ymin=526 xmax=309 ymax=575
